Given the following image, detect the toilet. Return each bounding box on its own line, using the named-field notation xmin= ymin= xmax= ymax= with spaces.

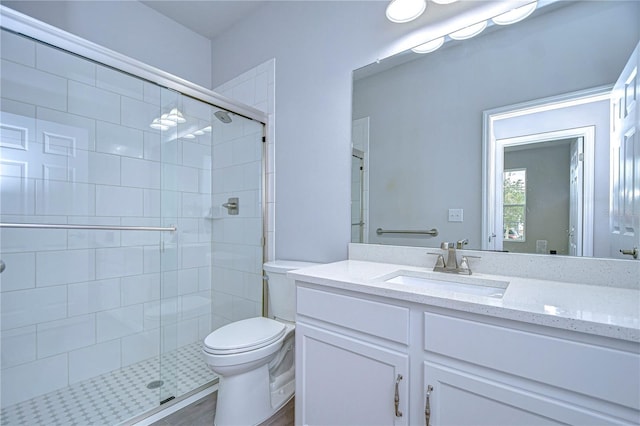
xmin=202 ymin=260 xmax=318 ymax=426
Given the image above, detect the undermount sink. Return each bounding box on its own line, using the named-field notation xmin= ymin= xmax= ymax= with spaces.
xmin=381 ymin=270 xmax=509 ymax=298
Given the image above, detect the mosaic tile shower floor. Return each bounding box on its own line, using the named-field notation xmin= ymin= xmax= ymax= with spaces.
xmin=0 ymin=342 xmax=215 ymax=426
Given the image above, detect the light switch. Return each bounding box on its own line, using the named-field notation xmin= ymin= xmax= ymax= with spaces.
xmin=448 ymin=208 xmax=463 ymax=222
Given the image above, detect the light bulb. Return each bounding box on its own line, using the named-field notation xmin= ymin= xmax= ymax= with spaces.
xmin=412 ymin=37 xmax=445 ymax=54
xmin=386 ymin=0 xmax=427 ymax=23
xmin=449 ymin=20 xmax=487 ymax=40
xmin=492 ymin=2 xmax=537 ymax=26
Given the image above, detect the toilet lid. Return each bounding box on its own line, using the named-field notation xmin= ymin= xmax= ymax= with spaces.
xmin=203 ymin=317 xmax=286 ymax=354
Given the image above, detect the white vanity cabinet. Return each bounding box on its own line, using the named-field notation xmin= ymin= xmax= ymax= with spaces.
xmin=295 ymin=285 xmax=411 ymax=425
xmin=422 ymin=311 xmax=640 ymax=426
xmin=294 ymin=281 xmax=640 ymax=426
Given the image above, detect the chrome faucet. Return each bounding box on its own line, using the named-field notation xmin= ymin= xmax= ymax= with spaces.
xmin=431 ymin=240 xmax=473 ymax=275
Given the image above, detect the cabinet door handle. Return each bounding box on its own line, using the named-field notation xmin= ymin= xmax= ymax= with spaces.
xmin=394 ymin=374 xmax=403 ymax=417
xmin=425 ymin=385 xmax=433 ymax=426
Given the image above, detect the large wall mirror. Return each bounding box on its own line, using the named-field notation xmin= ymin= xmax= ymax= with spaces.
xmin=351 ymin=0 xmax=640 ymax=260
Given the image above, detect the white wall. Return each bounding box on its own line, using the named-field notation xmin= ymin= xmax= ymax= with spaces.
xmin=2 ymin=1 xmax=212 ymax=88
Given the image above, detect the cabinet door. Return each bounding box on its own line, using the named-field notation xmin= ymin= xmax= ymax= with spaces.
xmin=296 ymin=323 xmax=409 ymax=426
xmin=424 ymin=361 xmax=630 ymax=426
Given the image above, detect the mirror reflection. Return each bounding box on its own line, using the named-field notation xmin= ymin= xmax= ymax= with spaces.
xmin=351 ymin=0 xmax=640 ymax=260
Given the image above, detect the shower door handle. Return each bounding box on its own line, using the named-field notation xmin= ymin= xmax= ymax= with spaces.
xmin=0 ymin=260 xmax=5 ymax=274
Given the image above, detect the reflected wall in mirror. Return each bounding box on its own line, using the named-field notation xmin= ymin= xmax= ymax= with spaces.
xmin=351 ymin=0 xmax=640 ymax=260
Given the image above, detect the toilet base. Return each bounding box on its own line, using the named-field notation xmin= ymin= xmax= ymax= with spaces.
xmin=214 ymin=363 xmax=273 ymax=426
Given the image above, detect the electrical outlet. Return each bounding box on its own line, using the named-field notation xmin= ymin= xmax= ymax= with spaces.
xmin=448 ymin=208 xmax=463 ymax=222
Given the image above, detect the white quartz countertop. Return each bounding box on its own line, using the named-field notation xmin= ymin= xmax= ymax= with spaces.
xmin=289 ymin=260 xmax=640 ymax=343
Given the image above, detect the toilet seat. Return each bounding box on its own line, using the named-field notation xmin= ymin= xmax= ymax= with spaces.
xmin=203 ymin=317 xmax=286 ymax=355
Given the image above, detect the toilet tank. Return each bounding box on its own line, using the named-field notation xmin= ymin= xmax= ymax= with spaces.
xmin=264 ymin=260 xmax=320 ymax=322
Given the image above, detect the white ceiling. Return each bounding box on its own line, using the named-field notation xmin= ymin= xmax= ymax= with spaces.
xmin=141 ymin=1 xmax=267 ymax=40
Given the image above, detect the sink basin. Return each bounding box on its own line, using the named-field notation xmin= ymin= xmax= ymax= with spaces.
xmin=381 ymin=270 xmax=509 ymax=298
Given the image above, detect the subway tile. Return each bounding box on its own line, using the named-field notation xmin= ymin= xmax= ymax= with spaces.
xmin=162 ymin=163 xmax=199 ymax=193
xmin=143 ymin=82 xmax=161 ymax=106
xmin=67 ymin=216 xmax=121 ymax=249
xmin=36 ymin=107 xmax=96 ymax=152
xmin=176 ymin=317 xmax=199 ymax=346
xmin=121 ymin=157 xmax=161 ymax=189
xmin=121 ymin=97 xmax=159 ymax=131
xmin=0 ymin=215 xmax=67 ymax=252
xmin=83 ymin=151 xmax=121 ymax=185
xmin=178 ymin=268 xmax=200 ymax=295
xmin=177 ymin=218 xmax=199 ymax=244
xmin=68 ymin=81 xmax=120 ymax=123
xmin=95 ymin=246 xmax=144 ymax=279
xmin=198 ymin=266 xmax=212 ymax=292
xmin=199 ymin=169 xmax=212 ymax=194
xmin=1 ymin=353 xmax=68 ymax=407
xmin=37 ymin=314 xmax=96 ymax=358
xmin=0 ymin=31 xmax=36 ymax=66
xmin=0 ymin=59 xmax=67 ymax=111
xmin=198 ymin=314 xmax=212 ymax=339
xmin=232 ymin=134 xmax=261 ymax=164
xmin=182 ymin=192 xmax=209 ymax=218
xmin=143 ymin=131 xmax=161 ymax=161
xmin=35 ymin=179 xmax=95 ymax=216
xmin=68 ymin=339 xmax=120 ymax=384
xmin=95 ymin=185 xmax=144 ymax=217
xmin=181 ymin=96 xmax=212 ymax=122
xmin=121 ymin=273 xmax=161 ymax=306
xmin=162 ymin=270 xmax=178 ymax=298
xmin=143 ymin=245 xmax=160 ymax=273
xmin=120 ymin=217 xmax=161 ymax=247
xmin=0 ymin=176 xmax=35 ymax=215
xmin=36 ymin=249 xmax=95 ymax=286
xmin=243 ymin=273 xmax=263 ymax=303
xmin=143 ymin=298 xmax=178 ymax=330
xmin=212 ymin=141 xmax=233 ymax=169
xmin=232 ymin=296 xmax=260 ymax=322
xmin=181 ymin=243 xmax=211 ymax=269
xmin=68 ymin=278 xmax=121 ymax=316
xmin=96 ymin=305 xmax=143 ymax=342
xmin=143 ymin=189 xmax=161 ymax=217
xmin=0 ymin=102 xmax=36 ymax=149
xmin=1 ymin=286 xmax=67 ymax=330
xmin=180 ymin=292 xmax=211 ymax=321
xmin=36 ymin=43 xmax=95 ymax=85
xmin=182 ymin=141 xmax=211 ymax=169
xmin=243 ymin=161 xmax=262 ymax=191
xmin=96 ymin=65 xmax=143 ymax=100
xmin=96 ymin=120 xmax=143 ymax=158
xmin=0 ymin=252 xmax=35 ymax=292
xmin=254 ymin=72 xmax=269 ymax=104
xmin=121 ymin=329 xmax=160 ymax=367
xmin=0 ymin=325 xmax=36 ymax=368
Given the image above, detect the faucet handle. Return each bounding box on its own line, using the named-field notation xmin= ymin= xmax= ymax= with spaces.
xmin=458 ymin=256 xmax=472 ymax=275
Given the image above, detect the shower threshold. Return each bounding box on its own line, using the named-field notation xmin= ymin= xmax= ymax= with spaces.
xmin=0 ymin=342 xmax=215 ymax=426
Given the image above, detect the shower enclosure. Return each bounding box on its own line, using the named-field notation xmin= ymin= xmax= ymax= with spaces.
xmin=0 ymin=10 xmax=266 ymax=425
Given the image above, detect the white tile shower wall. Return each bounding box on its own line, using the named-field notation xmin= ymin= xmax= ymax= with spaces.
xmin=212 ymin=58 xmax=274 ymax=328
xmin=0 ymin=30 xmax=213 ymax=407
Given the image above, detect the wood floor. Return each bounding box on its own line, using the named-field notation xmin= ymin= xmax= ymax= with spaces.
xmin=151 ymin=392 xmax=294 ymax=426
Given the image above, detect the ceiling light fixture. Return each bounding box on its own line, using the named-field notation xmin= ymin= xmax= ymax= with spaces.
xmin=411 ymin=36 xmax=445 ymax=54
xmin=386 ymin=0 xmax=427 ymax=23
xmin=431 ymin=0 xmax=458 ymax=4
xmin=492 ymin=1 xmax=538 ymax=26
xmin=448 ymin=20 xmax=487 ymax=40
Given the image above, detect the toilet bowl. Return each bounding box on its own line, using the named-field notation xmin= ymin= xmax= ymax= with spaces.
xmin=202 ymin=260 xmax=318 ymax=426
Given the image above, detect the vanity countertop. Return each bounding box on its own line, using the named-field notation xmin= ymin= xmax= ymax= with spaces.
xmin=289 ymin=260 xmax=640 ymax=343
